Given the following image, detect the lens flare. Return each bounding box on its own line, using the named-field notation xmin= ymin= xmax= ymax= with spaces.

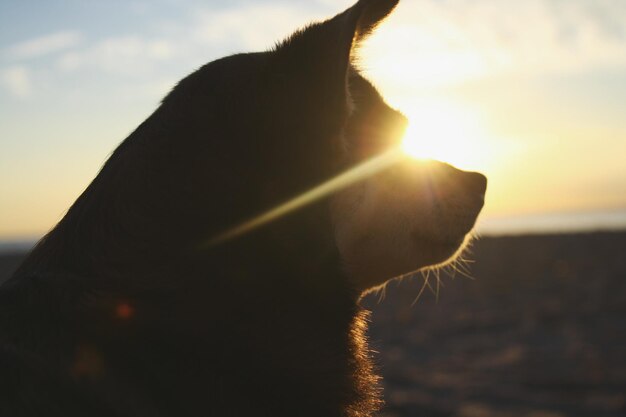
xmin=204 ymin=102 xmax=495 ymax=247
xmin=203 ymin=149 xmax=402 ymax=247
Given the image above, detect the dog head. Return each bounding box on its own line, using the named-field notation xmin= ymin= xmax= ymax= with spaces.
xmin=52 ymin=0 xmax=484 ymax=295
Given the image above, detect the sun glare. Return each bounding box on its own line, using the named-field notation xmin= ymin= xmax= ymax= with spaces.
xmin=400 ymin=101 xmax=492 ymax=172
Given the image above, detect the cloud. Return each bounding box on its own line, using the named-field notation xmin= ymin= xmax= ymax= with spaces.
xmin=1 ymin=66 xmax=32 ymax=98
xmin=360 ymin=0 xmax=626 ymax=90
xmin=54 ymin=2 xmax=320 ymax=78
xmin=4 ymin=31 xmax=83 ymax=60
xmin=4 ymin=0 xmax=626 ymax=101
xmin=191 ymin=3 xmax=326 ymax=53
xmin=57 ymin=36 xmax=174 ymax=75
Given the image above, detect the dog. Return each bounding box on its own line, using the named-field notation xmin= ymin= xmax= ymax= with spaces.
xmin=0 ymin=0 xmax=486 ymax=415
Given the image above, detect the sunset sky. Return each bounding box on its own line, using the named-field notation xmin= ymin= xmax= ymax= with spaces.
xmin=1 ymin=0 xmax=625 ymax=241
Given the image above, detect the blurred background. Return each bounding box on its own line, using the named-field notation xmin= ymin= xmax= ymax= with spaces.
xmin=1 ymin=0 xmax=625 ymax=416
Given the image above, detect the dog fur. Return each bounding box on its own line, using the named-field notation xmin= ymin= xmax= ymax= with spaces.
xmin=0 ymin=0 xmax=485 ymax=415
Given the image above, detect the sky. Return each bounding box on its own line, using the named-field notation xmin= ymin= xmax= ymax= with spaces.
xmin=1 ymin=0 xmax=625 ymax=241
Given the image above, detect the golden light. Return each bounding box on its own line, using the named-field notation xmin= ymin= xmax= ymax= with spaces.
xmin=204 ymin=100 xmax=501 ymax=247
xmin=400 ymin=101 xmax=493 ymax=172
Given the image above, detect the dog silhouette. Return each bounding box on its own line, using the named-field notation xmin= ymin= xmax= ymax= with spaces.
xmin=0 ymin=0 xmax=485 ymax=415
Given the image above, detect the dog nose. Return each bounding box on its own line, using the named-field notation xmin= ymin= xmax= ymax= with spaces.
xmin=462 ymin=171 xmax=487 ymax=196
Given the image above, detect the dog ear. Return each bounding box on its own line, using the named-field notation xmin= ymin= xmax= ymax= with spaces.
xmin=350 ymin=0 xmax=400 ymax=40
xmin=274 ymin=0 xmax=399 ymax=101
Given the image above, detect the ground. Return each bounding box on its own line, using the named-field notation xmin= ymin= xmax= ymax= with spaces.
xmin=363 ymin=232 xmax=626 ymax=417
xmin=1 ymin=232 xmax=625 ymax=417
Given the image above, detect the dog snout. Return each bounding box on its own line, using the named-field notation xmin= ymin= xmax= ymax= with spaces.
xmin=461 ymin=171 xmax=487 ymax=197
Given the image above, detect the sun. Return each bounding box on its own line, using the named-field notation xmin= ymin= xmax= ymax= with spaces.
xmin=400 ymin=101 xmax=492 ymax=172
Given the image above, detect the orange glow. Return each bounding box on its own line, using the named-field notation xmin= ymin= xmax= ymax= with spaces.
xmin=115 ymin=302 xmax=134 ymax=319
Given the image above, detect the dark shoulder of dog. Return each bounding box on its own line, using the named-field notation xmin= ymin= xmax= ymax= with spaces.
xmin=0 ymin=0 xmax=485 ymax=415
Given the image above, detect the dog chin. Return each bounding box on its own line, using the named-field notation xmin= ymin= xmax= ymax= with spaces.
xmin=427 ymin=232 xmax=473 ymax=266
xmin=407 ymin=232 xmax=467 ymax=270
xmin=353 ymin=230 xmax=474 ymax=295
